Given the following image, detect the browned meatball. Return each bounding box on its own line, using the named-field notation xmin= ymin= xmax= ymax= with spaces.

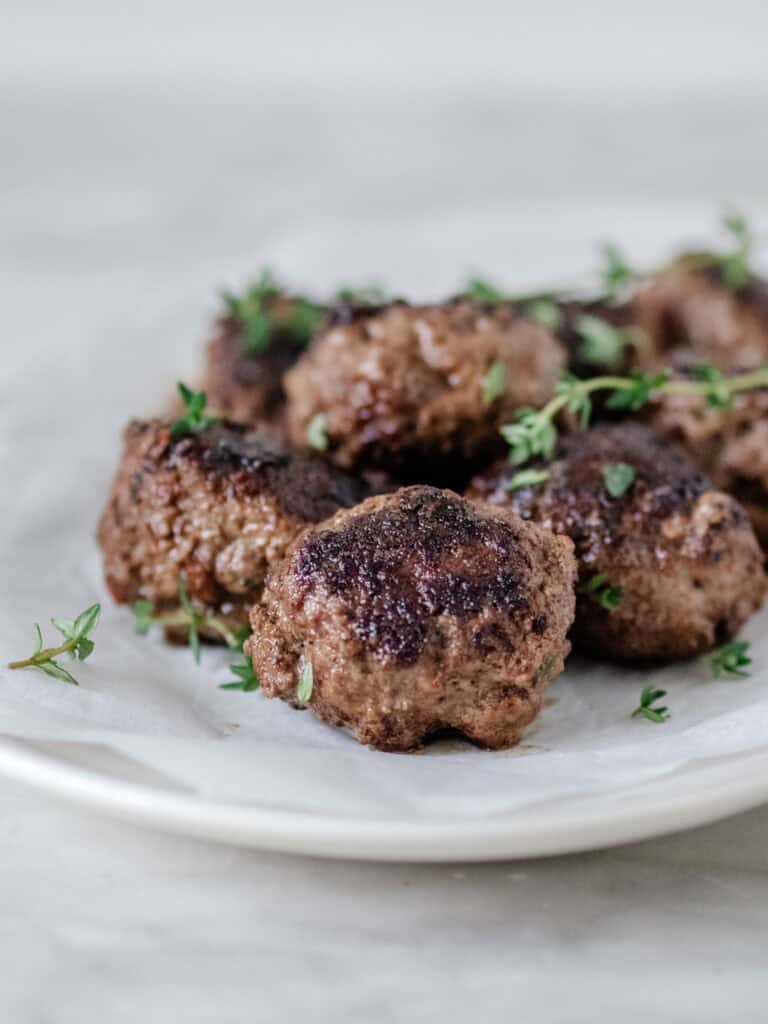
xmin=98 ymin=419 xmax=369 ymax=640
xmin=283 ymin=300 xmax=566 ymax=485
xmin=204 ymin=293 xmax=324 ymax=430
xmin=467 ymin=424 xmax=766 ymax=662
xmin=647 ymin=386 xmax=768 ymax=546
xmin=631 ymin=263 xmax=768 ymax=372
xmin=245 ymin=486 xmax=576 ymax=752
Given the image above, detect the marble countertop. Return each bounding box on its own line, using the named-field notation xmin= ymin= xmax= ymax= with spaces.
xmin=4 ymin=6 xmax=768 ymax=1018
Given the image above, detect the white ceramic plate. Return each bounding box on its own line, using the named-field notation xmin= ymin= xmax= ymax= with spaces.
xmin=3 ymin=199 xmax=768 ymax=861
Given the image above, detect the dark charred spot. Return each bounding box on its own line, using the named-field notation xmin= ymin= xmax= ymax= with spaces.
xmin=297 ymin=487 xmax=530 ymax=665
xmin=169 ymin=422 xmax=369 ymax=522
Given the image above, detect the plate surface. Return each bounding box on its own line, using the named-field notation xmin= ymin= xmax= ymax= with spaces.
xmin=3 ymin=199 xmax=768 ymax=861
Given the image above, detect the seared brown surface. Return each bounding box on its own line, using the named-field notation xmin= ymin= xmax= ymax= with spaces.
xmin=204 ymin=317 xmax=300 ymax=430
xmin=204 ymin=294 xmax=323 ymax=429
xmin=283 ymin=299 xmax=565 ymax=484
xmin=246 ymin=486 xmax=576 ymax=752
xmin=646 ymin=386 xmax=768 ymax=546
xmin=98 ymin=419 xmax=369 ymax=637
xmin=467 ymin=423 xmax=766 ymax=662
xmin=632 ymin=264 xmax=768 ymax=372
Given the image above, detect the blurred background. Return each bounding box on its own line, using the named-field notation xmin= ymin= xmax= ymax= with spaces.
xmin=3 ymin=0 xmax=768 ymax=420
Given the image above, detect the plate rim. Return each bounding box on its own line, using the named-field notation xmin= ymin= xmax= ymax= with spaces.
xmin=0 ymin=735 xmax=766 ymax=861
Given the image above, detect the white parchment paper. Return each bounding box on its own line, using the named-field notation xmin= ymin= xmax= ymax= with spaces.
xmin=2 ymin=201 xmax=768 ymax=825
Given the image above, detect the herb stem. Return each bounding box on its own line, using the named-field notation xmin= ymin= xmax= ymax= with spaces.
xmin=148 ymin=610 xmax=239 ymax=649
xmin=8 ymin=640 xmax=74 ymax=670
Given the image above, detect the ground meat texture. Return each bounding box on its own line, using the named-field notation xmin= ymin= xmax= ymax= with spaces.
xmin=98 ymin=419 xmax=370 ymax=639
xmin=204 ymin=295 xmax=322 ymax=429
xmin=246 ymin=486 xmax=576 ymax=752
xmin=283 ymin=299 xmax=566 ymax=485
xmin=467 ymin=423 xmax=766 ymax=662
xmin=647 ymin=386 xmax=768 ymax=546
xmin=204 ymin=318 xmax=299 ymax=430
xmin=631 ymin=264 xmax=768 ymax=372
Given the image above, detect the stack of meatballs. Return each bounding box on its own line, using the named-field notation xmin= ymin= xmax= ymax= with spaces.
xmin=99 ymin=260 xmax=768 ymax=753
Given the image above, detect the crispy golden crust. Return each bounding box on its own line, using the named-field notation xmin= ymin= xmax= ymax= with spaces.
xmin=98 ymin=419 xmax=369 ymax=635
xmin=246 ymin=486 xmax=576 ymax=752
xmin=467 ymin=424 xmax=766 ymax=662
xmin=283 ymin=300 xmax=566 ymax=484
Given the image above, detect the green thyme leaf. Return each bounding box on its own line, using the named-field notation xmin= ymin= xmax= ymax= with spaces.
xmin=600 ymin=242 xmax=634 ymax=297
xmin=507 ymin=468 xmax=550 ymax=492
xmin=288 ymin=299 xmax=324 ymax=345
xmin=170 ymin=382 xmax=219 ymax=439
xmin=576 ymin=314 xmax=633 ymax=369
xmin=307 ymin=413 xmax=329 ymax=451
xmin=525 ymin=298 xmax=562 ymax=330
xmin=555 ymin=372 xmax=593 ymax=426
xmin=336 ymin=284 xmax=387 ymax=305
xmin=710 ymin=640 xmax=751 ymax=679
xmin=719 ymin=210 xmax=752 ymax=290
xmin=581 ymin=573 xmax=623 ymax=611
xmin=631 ymin=685 xmax=669 ymax=723
xmin=178 ymin=580 xmax=201 ymax=664
xmin=220 ymin=626 xmax=260 ymax=691
xmin=690 ymin=365 xmax=733 ymax=409
xmin=500 ymin=409 xmax=558 ymax=466
xmin=465 ymin=278 xmax=507 ymax=303
xmin=8 ymin=602 xmax=102 ymax=685
xmin=482 ymin=361 xmax=506 ymax=406
xmin=132 ymin=599 xmax=156 ymax=636
xmin=605 ymin=371 xmax=669 ymax=412
xmin=297 ymin=660 xmax=314 ymax=704
xmin=603 ymin=462 xmax=635 ymax=498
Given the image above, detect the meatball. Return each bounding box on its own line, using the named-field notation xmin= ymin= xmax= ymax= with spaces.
xmin=283 ymin=299 xmax=566 ymax=485
xmin=647 ymin=385 xmax=768 ymax=546
xmin=204 ymin=293 xmax=324 ymax=430
xmin=246 ymin=486 xmax=576 ymax=752
xmin=631 ymin=263 xmax=768 ymax=372
xmin=551 ymin=297 xmax=652 ymax=378
xmin=98 ymin=419 xmax=369 ymax=640
xmin=467 ymin=423 xmax=766 ymax=662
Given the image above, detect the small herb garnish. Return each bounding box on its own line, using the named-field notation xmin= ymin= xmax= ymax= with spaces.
xmin=603 ymin=462 xmax=635 ymax=498
xmin=600 ymin=242 xmax=634 ymax=297
xmin=710 ymin=641 xmax=752 ymax=679
xmin=632 ymin=685 xmax=670 ymax=723
xmin=220 ymin=625 xmax=260 ymax=691
xmin=171 ymin=382 xmax=219 ymax=439
xmin=7 ymin=603 xmax=101 ymax=685
xmin=576 ymin=314 xmax=634 ymax=369
xmin=297 ymin=660 xmax=314 ymax=704
xmin=500 ymin=364 xmax=768 ymax=474
xmin=336 ymin=284 xmax=387 ymax=305
xmin=718 ymin=210 xmax=753 ymax=290
xmin=465 ymin=278 xmax=508 ymax=304
xmin=482 ymin=361 xmax=506 ymax=406
xmin=307 ymin=413 xmax=329 ymax=451
xmin=132 ymin=582 xmax=242 ymax=661
xmin=507 ymin=468 xmax=550 ymax=492
xmin=222 ymin=269 xmax=280 ymax=354
xmin=288 ymin=298 xmax=325 ymax=345
xmin=525 ymin=298 xmax=562 ymax=330
xmin=690 ymin=365 xmax=733 ymax=409
xmin=581 ymin=573 xmax=623 ymax=611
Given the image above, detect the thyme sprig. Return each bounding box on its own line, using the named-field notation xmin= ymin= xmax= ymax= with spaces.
xmin=8 ymin=604 xmax=101 ymax=685
xmin=222 ymin=270 xmax=323 ymax=352
xmin=171 ymin=382 xmax=219 ymax=439
xmin=219 ymin=626 xmax=260 ymax=691
xmin=632 ymin=686 xmax=670 ymax=723
xmin=133 ymin=582 xmax=240 ymax=663
xmin=711 ymin=641 xmax=752 ymax=679
xmin=500 ymin=365 xmax=768 ymax=471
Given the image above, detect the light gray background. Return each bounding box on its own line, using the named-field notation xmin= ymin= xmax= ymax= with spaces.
xmin=3 ymin=2 xmax=768 ymax=1021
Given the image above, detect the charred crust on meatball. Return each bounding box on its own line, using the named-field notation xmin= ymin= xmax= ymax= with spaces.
xmin=467 ymin=423 xmax=766 ymax=662
xmin=246 ymin=486 xmax=577 ymax=752
xmin=296 ymin=486 xmax=531 ymax=665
